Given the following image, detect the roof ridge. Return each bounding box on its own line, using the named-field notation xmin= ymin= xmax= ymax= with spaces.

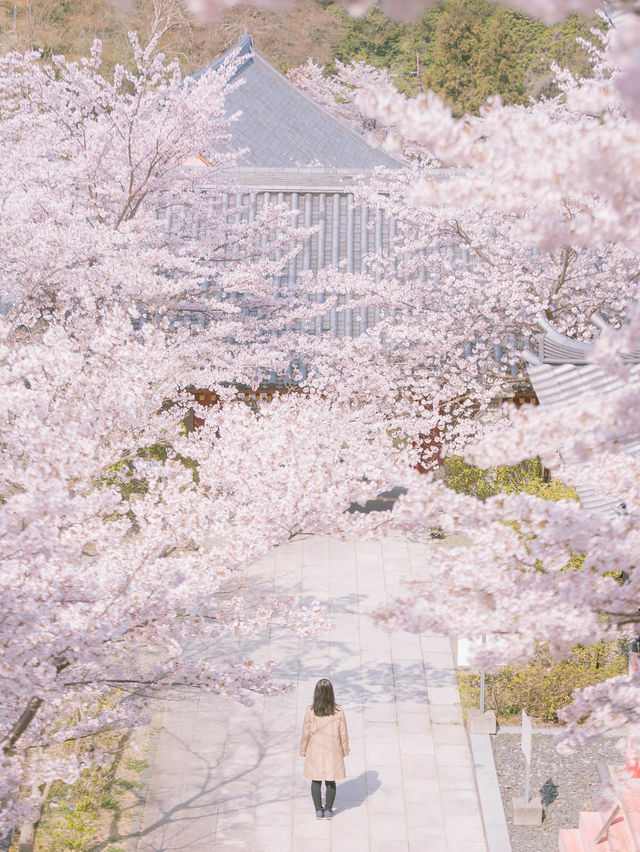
xmin=248 ymin=50 xmax=403 ymax=166
xmin=200 ymin=30 xmax=254 ymax=80
xmin=194 ymin=32 xmax=403 ymax=170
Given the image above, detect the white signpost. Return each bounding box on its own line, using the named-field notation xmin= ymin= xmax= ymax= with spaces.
xmin=512 ymin=707 xmax=542 ymax=825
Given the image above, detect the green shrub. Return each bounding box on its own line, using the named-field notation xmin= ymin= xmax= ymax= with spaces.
xmin=100 ymin=794 xmax=119 ymax=811
xmin=458 ymin=641 xmax=628 ymax=723
xmin=124 ymin=758 xmax=148 ymax=772
xmin=443 ymin=456 xmax=578 ymax=502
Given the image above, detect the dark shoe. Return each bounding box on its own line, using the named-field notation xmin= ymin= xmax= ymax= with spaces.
xmin=323 ymin=808 xmax=334 ymax=819
xmin=316 ymin=809 xmax=324 ymax=820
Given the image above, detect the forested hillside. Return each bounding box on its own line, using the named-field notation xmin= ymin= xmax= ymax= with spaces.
xmin=332 ymin=1 xmax=600 ymax=112
xmin=0 ymin=0 xmax=600 ymax=114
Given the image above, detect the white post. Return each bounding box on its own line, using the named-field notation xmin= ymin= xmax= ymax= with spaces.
xmin=479 ymin=634 xmax=487 ymax=714
xmin=521 ymin=709 xmax=532 ymax=802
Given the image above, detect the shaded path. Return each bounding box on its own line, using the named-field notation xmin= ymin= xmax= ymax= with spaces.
xmin=133 ymin=536 xmax=487 ymax=852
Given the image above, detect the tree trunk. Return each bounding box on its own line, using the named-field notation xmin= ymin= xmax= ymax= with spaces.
xmin=16 ymin=779 xmax=50 ymax=852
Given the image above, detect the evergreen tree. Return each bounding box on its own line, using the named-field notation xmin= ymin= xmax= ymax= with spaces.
xmin=331 ymin=0 xmax=600 ymax=114
xmin=332 ymin=4 xmax=405 ymax=71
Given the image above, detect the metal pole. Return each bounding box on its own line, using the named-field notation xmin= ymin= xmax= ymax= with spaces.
xmin=521 ymin=709 xmax=533 ymax=802
xmin=479 ymin=634 xmax=487 ymax=714
xmin=13 ymin=5 xmax=17 ymax=31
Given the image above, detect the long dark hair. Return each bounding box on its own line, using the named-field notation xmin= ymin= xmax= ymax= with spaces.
xmin=313 ymin=678 xmax=336 ymax=716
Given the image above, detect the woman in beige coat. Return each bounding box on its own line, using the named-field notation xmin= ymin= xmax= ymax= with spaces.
xmin=299 ymin=679 xmax=349 ymax=819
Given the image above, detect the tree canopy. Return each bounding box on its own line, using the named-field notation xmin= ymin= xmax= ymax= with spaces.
xmin=2 ymin=0 xmax=601 ymax=115
xmin=331 ymin=0 xmax=601 ymax=114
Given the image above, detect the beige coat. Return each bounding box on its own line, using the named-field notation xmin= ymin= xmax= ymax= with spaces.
xmin=299 ymin=704 xmax=349 ymax=781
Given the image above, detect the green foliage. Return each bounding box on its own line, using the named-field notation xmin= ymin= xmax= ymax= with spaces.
xmin=332 ymin=5 xmax=404 ymax=71
xmin=3 ymin=0 xmax=602 ymax=120
xmin=124 ymin=758 xmax=149 ymax=772
xmin=417 ymin=0 xmax=525 ymax=114
xmin=442 ymin=456 xmax=579 ymax=502
xmin=51 ymin=794 xmax=98 ymax=851
xmin=458 ymin=642 xmax=628 ymax=723
xmin=331 ymin=0 xmax=602 ymax=114
xmin=136 ymin=444 xmax=168 ymax=462
xmin=32 ymin=724 xmax=149 ymax=851
xmin=103 ymin=442 xmax=199 ymax=499
xmin=175 ymin=452 xmax=199 ymax=483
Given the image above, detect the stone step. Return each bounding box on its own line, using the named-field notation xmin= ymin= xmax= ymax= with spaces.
xmin=605 ymin=807 xmax=635 ymax=852
xmin=606 ymin=768 xmax=640 ymax=850
xmin=559 ymin=805 xmax=631 ymax=852
xmin=559 ymin=827 xmax=587 ymax=852
xmin=579 ymin=811 xmax=612 ymax=851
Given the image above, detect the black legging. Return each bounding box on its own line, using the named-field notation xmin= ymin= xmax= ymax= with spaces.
xmin=311 ymin=780 xmax=336 ymax=810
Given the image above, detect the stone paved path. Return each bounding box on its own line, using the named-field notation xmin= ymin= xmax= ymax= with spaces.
xmin=134 ymin=536 xmax=487 ymax=852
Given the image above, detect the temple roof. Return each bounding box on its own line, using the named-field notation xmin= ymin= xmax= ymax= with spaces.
xmin=523 ymin=316 xmax=640 ymax=407
xmin=197 ymin=32 xmax=401 ymax=170
xmin=524 ymin=317 xmax=640 ymax=517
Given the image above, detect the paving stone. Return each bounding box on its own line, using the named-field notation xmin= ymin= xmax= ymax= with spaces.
xmin=434 ymin=742 xmax=473 ymax=767
xmin=365 ymin=739 xmax=402 ymax=764
xmin=407 ymin=829 xmax=449 ymax=852
xmin=367 ymin=810 xmax=409 ymax=842
xmin=253 ymin=800 xmax=293 ymax=824
xmin=401 ymin=751 xmax=439 ymax=779
xmin=398 ymin=732 xmax=435 ymax=755
xmin=368 ymin=791 xmax=406 ymax=813
xmin=430 ymin=704 xmax=464 ymax=724
xmin=256 ymin=827 xmax=293 ymax=852
xmin=428 ymin=686 xmax=463 ymax=705
xmin=371 ymin=765 xmax=403 ymax=791
xmin=405 ymin=798 xmax=446 ymax=828
xmin=396 ymin=712 xmax=432 ymax=733
xmin=403 ymin=778 xmax=442 ymax=802
xmin=443 ymin=811 xmax=485 ymax=844
xmin=370 ymin=839 xmax=410 ymax=852
xmin=330 ymin=836 xmax=372 ymax=852
xmin=289 ymin=835 xmax=332 ymax=852
xmin=447 ymin=842 xmax=487 ymax=852
xmin=436 ymin=763 xmax=477 ymax=790
xmin=432 ymin=722 xmax=467 ymax=745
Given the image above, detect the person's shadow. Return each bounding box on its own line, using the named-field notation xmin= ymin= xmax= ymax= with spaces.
xmin=338 ymin=771 xmax=381 ymax=811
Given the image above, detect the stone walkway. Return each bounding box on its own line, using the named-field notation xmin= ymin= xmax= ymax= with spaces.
xmin=133 ymin=536 xmax=487 ymax=852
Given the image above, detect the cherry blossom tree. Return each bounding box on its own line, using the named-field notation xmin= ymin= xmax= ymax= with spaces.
xmin=0 ymin=33 xmax=401 ymax=842
xmin=342 ymin=7 xmax=640 ymax=751
xmin=329 ymin=170 xmax=638 ymax=466
xmin=216 ymin=3 xmax=640 ymax=759
xmin=184 ymin=0 xmax=640 ymax=754
xmin=285 ymin=37 xmax=639 ymax=470
xmin=7 ymin=4 xmax=640 ymax=843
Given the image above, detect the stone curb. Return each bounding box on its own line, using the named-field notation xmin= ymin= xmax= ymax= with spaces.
xmin=127 ymin=706 xmax=165 ymax=852
xmin=470 ymin=732 xmax=512 ymax=852
xmin=497 ymin=726 xmax=561 ymax=735
xmin=497 ymin=725 xmax=619 ymax=737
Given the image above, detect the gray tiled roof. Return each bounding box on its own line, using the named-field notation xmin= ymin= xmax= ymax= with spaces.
xmin=524 ymin=318 xmax=640 ymax=517
xmin=197 ymin=32 xmax=401 ymax=170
